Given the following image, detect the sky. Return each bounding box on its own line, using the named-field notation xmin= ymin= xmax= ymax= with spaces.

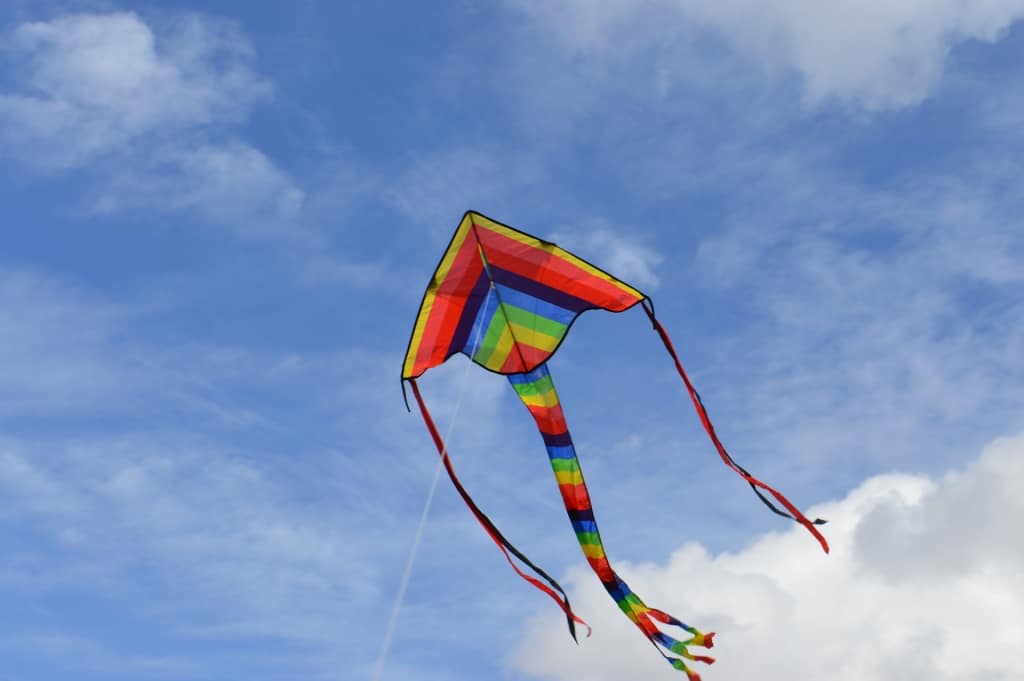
xmin=1 ymin=2 xmax=1022 ymax=680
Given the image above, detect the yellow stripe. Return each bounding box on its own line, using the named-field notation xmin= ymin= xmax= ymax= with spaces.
xmin=519 ymin=387 xmax=559 ymax=409
xmin=482 ymin=322 xmax=515 ymax=371
xmin=581 ymin=543 xmax=605 ymax=559
xmin=507 ymin=321 xmax=560 ymax=352
xmin=402 ymin=215 xmax=474 ymax=377
xmin=436 ymin=213 xmax=474 ymax=283
xmin=402 ymin=294 xmax=436 ymax=377
xmin=554 ymin=469 xmax=583 ymax=486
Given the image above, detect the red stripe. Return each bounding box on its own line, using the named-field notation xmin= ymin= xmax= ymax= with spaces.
xmin=473 ymin=220 xmax=640 ymax=311
xmin=587 ymin=555 xmax=615 ymax=582
xmin=413 ymin=238 xmax=484 ymax=374
xmin=526 ymin=403 xmax=569 ymax=435
xmin=558 ymin=482 xmax=592 ymax=511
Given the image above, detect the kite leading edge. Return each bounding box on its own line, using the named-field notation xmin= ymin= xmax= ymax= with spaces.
xmin=402 ymin=211 xmax=828 ymax=679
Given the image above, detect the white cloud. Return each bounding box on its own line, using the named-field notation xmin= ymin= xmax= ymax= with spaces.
xmin=554 ymin=225 xmax=664 ymax=289
xmin=686 ymin=150 xmax=1024 ymax=482
xmin=512 ymin=432 xmax=1024 ymax=680
xmin=0 ymin=269 xmax=126 ymax=413
xmin=0 ymin=11 xmax=303 ymax=233
xmin=510 ymin=0 xmax=1024 ymax=110
xmin=389 ymin=146 xmax=544 ymax=232
xmin=96 ymin=142 xmax=305 ymax=235
xmin=0 ymin=11 xmax=269 ymax=167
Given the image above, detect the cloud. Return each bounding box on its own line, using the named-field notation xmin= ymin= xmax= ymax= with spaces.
xmin=0 ymin=268 xmax=127 ymax=414
xmin=95 ymin=142 xmax=305 ymax=235
xmin=553 ymin=224 xmax=664 ymax=289
xmin=0 ymin=11 xmax=303 ymax=233
xmin=685 ymin=149 xmax=1024 ymax=486
xmin=512 ymin=432 xmax=1024 ymax=680
xmin=389 ymin=146 xmax=544 ymax=232
xmin=509 ymin=0 xmax=1024 ymax=110
xmin=0 ymin=11 xmax=268 ymax=167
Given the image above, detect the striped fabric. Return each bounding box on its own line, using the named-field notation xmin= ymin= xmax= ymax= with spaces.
xmin=402 ymin=211 xmax=644 ymax=380
xmin=403 ymin=211 xmax=828 ymax=679
xmin=509 ymin=364 xmax=715 ymax=679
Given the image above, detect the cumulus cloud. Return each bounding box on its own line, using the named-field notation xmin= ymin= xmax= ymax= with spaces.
xmin=0 ymin=12 xmax=303 ymax=232
xmin=512 ymin=432 xmax=1024 ymax=680
xmin=510 ymin=0 xmax=1024 ymax=110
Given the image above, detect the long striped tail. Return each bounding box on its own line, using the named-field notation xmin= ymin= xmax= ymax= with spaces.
xmin=408 ymin=378 xmax=591 ymax=641
xmin=508 ymin=364 xmax=715 ymax=679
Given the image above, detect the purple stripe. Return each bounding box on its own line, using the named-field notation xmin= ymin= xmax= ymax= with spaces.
xmin=542 ymin=431 xmax=573 ymax=447
xmin=490 ymin=265 xmax=592 ymax=314
xmin=446 ymin=269 xmax=491 ymax=357
xmin=567 ymin=508 xmax=595 ymax=523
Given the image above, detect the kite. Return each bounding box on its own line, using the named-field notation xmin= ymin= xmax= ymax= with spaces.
xmin=402 ymin=211 xmax=828 ymax=679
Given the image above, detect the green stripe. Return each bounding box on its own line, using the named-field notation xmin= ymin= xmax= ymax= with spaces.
xmin=503 ymin=304 xmax=568 ymax=340
xmin=473 ymin=305 xmax=509 ymax=366
xmin=550 ymin=458 xmax=579 ymax=473
xmin=509 ymin=372 xmax=555 ymax=397
xmin=576 ymin=531 xmax=602 ymax=546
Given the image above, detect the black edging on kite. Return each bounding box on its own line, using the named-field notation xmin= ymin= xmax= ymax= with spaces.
xmin=399 ymin=209 xmax=651 ymax=403
xmin=400 ymin=210 xmax=823 ymax=526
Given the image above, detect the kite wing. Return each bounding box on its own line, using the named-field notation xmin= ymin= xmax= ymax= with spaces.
xmin=403 ymin=211 xmax=827 ymax=679
xmin=402 ymin=211 xmax=644 ymax=380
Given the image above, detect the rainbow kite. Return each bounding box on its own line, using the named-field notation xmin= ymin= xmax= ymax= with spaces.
xmin=402 ymin=211 xmax=827 ymax=679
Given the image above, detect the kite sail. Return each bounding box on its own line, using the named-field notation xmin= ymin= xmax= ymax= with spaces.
xmin=402 ymin=211 xmax=827 ymax=679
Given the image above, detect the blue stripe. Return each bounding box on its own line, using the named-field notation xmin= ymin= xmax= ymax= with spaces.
xmin=545 ymin=445 xmax=576 ymax=460
xmin=490 ymin=265 xmax=592 ymax=313
xmin=606 ymin=582 xmax=630 ymax=603
xmin=572 ymin=520 xmax=598 ymax=534
xmin=468 ymin=291 xmax=502 ymax=361
xmin=508 ymin=363 xmax=550 ymax=384
xmin=494 ymin=284 xmax=576 ymax=328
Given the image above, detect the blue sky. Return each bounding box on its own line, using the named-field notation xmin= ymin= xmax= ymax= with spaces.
xmin=1 ymin=2 xmax=1022 ymax=680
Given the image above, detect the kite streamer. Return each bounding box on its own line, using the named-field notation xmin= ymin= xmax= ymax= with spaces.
xmin=402 ymin=211 xmax=827 ymax=678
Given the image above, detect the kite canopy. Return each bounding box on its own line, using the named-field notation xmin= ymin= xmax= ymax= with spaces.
xmin=402 ymin=211 xmax=828 ymax=679
xmin=402 ymin=211 xmax=645 ymax=379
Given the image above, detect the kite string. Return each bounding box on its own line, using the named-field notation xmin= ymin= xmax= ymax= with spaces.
xmin=371 ymin=286 xmax=493 ymax=681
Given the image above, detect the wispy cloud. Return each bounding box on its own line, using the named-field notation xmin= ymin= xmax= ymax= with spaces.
xmin=0 ymin=11 xmax=302 ymax=234
xmin=389 ymin=146 xmax=545 ymax=233
xmin=553 ymin=222 xmax=664 ymax=289
xmin=0 ymin=11 xmax=268 ymax=168
xmin=509 ymin=0 xmax=1024 ymax=110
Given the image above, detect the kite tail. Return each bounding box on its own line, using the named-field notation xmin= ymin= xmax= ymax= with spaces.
xmin=407 ymin=379 xmax=591 ymax=641
xmin=640 ymin=300 xmax=830 ymax=554
xmin=508 ymin=364 xmax=714 ymax=679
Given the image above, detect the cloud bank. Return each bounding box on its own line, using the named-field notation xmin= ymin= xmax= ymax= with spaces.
xmin=513 ymin=432 xmax=1024 ymax=680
